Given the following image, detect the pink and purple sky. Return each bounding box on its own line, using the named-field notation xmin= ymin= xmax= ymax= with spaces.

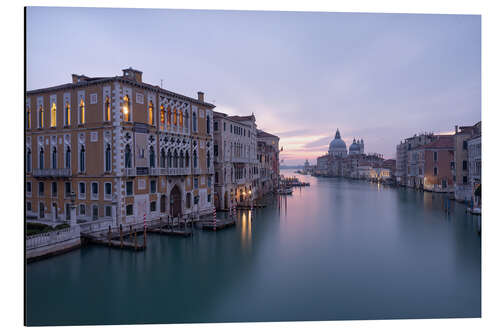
xmin=27 ymin=8 xmax=481 ymax=165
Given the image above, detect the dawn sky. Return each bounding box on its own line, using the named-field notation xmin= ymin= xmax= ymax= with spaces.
xmin=26 ymin=7 xmax=481 ymax=165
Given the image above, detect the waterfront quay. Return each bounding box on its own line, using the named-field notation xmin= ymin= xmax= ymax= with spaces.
xmin=26 ymin=171 xmax=480 ymax=325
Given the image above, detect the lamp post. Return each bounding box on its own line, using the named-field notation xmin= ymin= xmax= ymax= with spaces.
xmin=69 ymin=191 xmax=77 ymax=228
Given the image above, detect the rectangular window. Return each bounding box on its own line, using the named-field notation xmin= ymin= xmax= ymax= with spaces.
xmin=126 ymin=181 xmax=133 ymax=196
xmin=27 ymin=182 xmax=32 ymax=194
xmin=214 ymin=121 xmax=218 ymax=131
xmin=230 ymin=124 xmax=233 ymax=133
xmin=150 ymin=201 xmax=157 ymax=212
xmin=26 ymin=201 xmax=32 ymax=211
xmin=462 ymin=160 xmax=468 ymax=171
xmin=463 ymin=141 xmax=468 ymax=150
xmin=79 ymin=204 xmax=86 ymax=216
xmin=52 ymin=182 xmax=57 ymax=197
xmin=433 ymin=151 xmax=438 ymax=161
xmin=463 ymin=176 xmax=468 ymax=184
xmin=104 ymin=182 xmax=112 ymax=199
xmin=433 ymin=167 xmax=437 ymax=176
xmin=92 ymin=205 xmax=99 ymax=220
xmin=208 ymin=194 xmax=211 ymax=203
xmin=91 ymin=182 xmax=98 ymax=199
xmin=105 ymin=206 xmax=112 ymax=217
xmin=38 ymin=182 xmax=44 ymax=196
xmin=126 ymin=204 xmax=133 ymax=216
xmin=79 ymin=182 xmax=86 ymax=199
xmin=186 ymin=193 xmax=191 ymax=208
xmin=214 ymin=144 xmax=218 ymax=157
xmin=65 ymin=182 xmax=71 ymax=197
xmin=194 ymin=177 xmax=199 ymax=189
xmin=223 ymin=122 xmax=226 ymax=131
xmin=150 ymin=180 xmax=157 ymax=194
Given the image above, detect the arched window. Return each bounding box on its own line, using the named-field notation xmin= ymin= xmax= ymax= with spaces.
xmin=79 ymin=145 xmax=86 ymax=172
xmin=123 ymin=95 xmax=130 ymax=121
xmin=179 ymin=110 xmax=183 ymax=127
xmin=193 ymin=150 xmax=198 ymax=168
xmin=52 ymin=147 xmax=57 ymax=169
xmin=206 ymin=115 xmax=210 ymax=134
xmin=26 ymin=148 xmax=32 ymax=172
xmin=39 ymin=106 xmax=44 ymax=128
xmin=105 ymin=144 xmax=111 ymax=172
xmin=173 ymin=149 xmax=178 ymax=168
xmin=105 ymin=96 xmax=111 ymax=122
xmin=39 ymin=147 xmax=44 ymax=169
xmin=65 ymin=102 xmax=70 ymax=126
xmin=125 ymin=144 xmax=132 ymax=168
xmin=160 ymin=105 xmax=165 ymax=130
xmin=148 ymin=101 xmax=154 ymax=125
xmin=79 ymin=98 xmax=85 ymax=124
xmin=192 ymin=112 xmax=197 ymax=132
xmin=207 ymin=151 xmax=211 ymax=169
xmin=179 ymin=151 xmax=184 ymax=168
xmin=26 ymin=106 xmax=31 ymax=129
xmin=167 ymin=149 xmax=172 ymax=168
xmin=185 ymin=151 xmax=190 ymax=168
xmin=173 ymin=108 xmax=178 ymax=126
xmin=65 ymin=146 xmax=71 ymax=169
xmin=184 ymin=112 xmax=189 ymax=129
xmin=51 ymin=102 xmax=57 ymax=127
xmin=167 ymin=107 xmax=172 ymax=126
xmin=160 ymin=148 xmax=166 ymax=168
xmin=149 ymin=146 xmax=155 ymax=168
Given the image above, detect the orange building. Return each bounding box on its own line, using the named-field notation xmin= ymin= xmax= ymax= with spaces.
xmin=26 ymin=68 xmax=215 ymax=226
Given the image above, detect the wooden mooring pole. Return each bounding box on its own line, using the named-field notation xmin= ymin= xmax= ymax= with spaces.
xmin=134 ymin=229 xmax=137 ymax=251
xmin=119 ymin=224 xmax=123 ymax=248
xmin=107 ymin=226 xmax=111 ymax=247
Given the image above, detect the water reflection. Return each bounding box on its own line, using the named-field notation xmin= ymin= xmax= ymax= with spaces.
xmin=26 ymin=170 xmax=480 ymax=325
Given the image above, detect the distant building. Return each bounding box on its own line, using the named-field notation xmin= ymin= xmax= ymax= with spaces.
xmin=395 ymin=133 xmax=435 ymax=186
xmin=413 ymin=135 xmax=455 ymax=192
xmin=467 ymin=133 xmax=481 ymax=209
xmin=453 ymin=122 xmax=481 ymax=202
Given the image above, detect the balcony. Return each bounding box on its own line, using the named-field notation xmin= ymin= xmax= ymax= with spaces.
xmin=124 ymin=168 xmax=136 ymax=177
xmin=150 ymin=168 xmax=160 ymax=176
xmin=232 ymin=157 xmax=249 ymax=164
xmin=167 ymin=167 xmax=190 ymax=176
xmin=33 ymin=168 xmax=71 ymax=178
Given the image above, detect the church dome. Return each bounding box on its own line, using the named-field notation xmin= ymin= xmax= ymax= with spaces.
xmin=349 ymin=139 xmax=361 ymax=154
xmin=328 ymin=129 xmax=347 ymax=157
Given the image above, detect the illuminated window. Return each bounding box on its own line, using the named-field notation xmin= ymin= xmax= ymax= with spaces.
xmin=148 ymin=101 xmax=154 ymax=125
xmin=167 ymin=107 xmax=172 ymax=126
xmin=79 ymin=98 xmax=85 ymax=124
xmin=179 ymin=110 xmax=183 ymax=127
xmin=173 ymin=108 xmax=177 ymax=126
xmin=105 ymin=96 xmax=111 ymax=121
xmin=38 ymin=106 xmax=44 ymax=128
xmin=160 ymin=105 xmax=165 ymax=130
xmin=26 ymin=106 xmax=31 ymax=129
xmin=65 ymin=102 xmax=71 ymax=125
xmin=123 ymin=95 xmax=130 ymax=121
xmin=50 ymin=102 xmax=57 ymax=127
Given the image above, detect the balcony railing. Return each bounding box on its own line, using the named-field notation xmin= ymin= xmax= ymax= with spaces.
xmin=124 ymin=168 xmax=136 ymax=177
xmin=32 ymin=168 xmax=71 ymax=178
xmin=167 ymin=167 xmax=190 ymax=176
xmin=150 ymin=168 xmax=160 ymax=176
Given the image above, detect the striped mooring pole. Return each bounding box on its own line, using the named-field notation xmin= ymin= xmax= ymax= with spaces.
xmin=213 ymin=206 xmax=217 ymax=231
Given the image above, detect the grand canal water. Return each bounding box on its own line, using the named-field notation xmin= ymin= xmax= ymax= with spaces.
xmin=26 ymin=171 xmax=481 ymax=325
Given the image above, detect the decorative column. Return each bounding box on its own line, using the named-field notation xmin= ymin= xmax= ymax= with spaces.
xmin=111 ymin=193 xmax=118 ymax=227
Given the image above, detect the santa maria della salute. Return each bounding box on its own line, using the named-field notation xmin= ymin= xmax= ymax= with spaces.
xmin=314 ymin=129 xmax=394 ymax=180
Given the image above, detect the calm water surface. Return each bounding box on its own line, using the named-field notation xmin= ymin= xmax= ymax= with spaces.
xmin=26 ymin=171 xmax=481 ymax=325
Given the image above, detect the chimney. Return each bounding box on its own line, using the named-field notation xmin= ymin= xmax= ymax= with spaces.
xmin=72 ymin=74 xmax=88 ymax=84
xmin=122 ymin=67 xmax=142 ymax=82
xmin=197 ymin=91 xmax=204 ymax=103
